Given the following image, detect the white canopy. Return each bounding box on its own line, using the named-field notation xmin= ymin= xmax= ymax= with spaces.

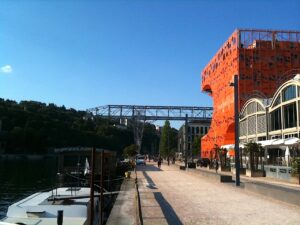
xmin=271 ymin=139 xmax=284 ymax=146
xmin=221 ymin=138 xmax=298 ymax=150
xmin=257 ymin=139 xmax=277 ymax=147
xmin=284 ymin=137 xmax=299 ymax=145
xmin=221 ymin=144 xmax=244 ymax=149
xmin=221 ymin=144 xmax=234 ymax=150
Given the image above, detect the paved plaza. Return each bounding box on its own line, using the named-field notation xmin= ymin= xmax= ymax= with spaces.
xmin=136 ymin=162 xmax=300 ymax=225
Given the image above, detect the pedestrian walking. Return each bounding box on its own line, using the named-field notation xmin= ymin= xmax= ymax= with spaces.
xmin=158 ymin=156 xmax=162 ymax=168
xmin=215 ymin=160 xmax=219 ymax=173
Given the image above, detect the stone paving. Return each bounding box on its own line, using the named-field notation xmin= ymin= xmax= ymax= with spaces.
xmin=136 ymin=162 xmax=300 ymax=225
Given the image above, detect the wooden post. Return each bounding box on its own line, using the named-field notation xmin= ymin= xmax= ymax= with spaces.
xmin=89 ymin=147 xmax=96 ymax=225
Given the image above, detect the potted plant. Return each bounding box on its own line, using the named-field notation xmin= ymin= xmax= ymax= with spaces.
xmin=218 ymin=147 xmax=231 ymax=172
xmin=244 ymin=142 xmax=265 ymax=177
xmin=290 ymin=157 xmax=300 ymax=184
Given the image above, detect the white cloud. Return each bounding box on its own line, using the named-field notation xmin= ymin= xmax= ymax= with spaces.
xmin=1 ymin=65 xmax=13 ymax=74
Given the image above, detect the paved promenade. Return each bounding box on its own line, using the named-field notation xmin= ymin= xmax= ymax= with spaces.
xmin=136 ymin=162 xmax=300 ymax=225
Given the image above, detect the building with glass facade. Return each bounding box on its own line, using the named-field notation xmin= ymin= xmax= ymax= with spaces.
xmin=239 ymin=74 xmax=300 ymax=181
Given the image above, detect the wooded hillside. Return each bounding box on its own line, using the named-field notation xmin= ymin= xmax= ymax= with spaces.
xmin=0 ymin=99 xmax=159 ymax=155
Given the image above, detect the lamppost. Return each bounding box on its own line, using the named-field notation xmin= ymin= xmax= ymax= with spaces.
xmin=185 ymin=114 xmax=188 ymax=169
xmin=230 ymin=75 xmax=240 ymax=186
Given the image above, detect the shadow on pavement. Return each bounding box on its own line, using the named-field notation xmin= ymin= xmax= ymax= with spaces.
xmin=154 ymin=192 xmax=183 ymax=225
xmin=137 ymin=164 xmax=161 ymax=172
xmin=142 ymin=171 xmax=157 ymax=189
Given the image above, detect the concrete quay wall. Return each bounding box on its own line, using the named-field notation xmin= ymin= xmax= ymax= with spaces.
xmin=106 ymin=178 xmax=136 ymax=225
xmin=195 ymin=167 xmax=300 ymax=207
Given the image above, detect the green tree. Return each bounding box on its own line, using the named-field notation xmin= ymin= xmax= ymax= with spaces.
xmin=123 ymin=144 xmax=139 ymax=158
xmin=192 ymin=137 xmax=200 ymax=159
xmin=159 ymin=121 xmax=178 ymax=158
xmin=0 ymin=98 xmax=135 ymax=155
xmin=141 ymin=123 xmax=160 ymax=155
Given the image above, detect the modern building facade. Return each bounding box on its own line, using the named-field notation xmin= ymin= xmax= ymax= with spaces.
xmin=239 ymin=75 xmax=300 ymax=181
xmin=201 ymin=29 xmax=300 ymax=158
xmin=178 ymin=120 xmax=210 ymax=159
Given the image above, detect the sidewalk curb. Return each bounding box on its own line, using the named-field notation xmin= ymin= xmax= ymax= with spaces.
xmin=174 ymin=162 xmax=300 ymax=207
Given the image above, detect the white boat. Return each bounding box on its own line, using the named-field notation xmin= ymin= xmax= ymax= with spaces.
xmin=0 ymin=187 xmax=100 ymax=225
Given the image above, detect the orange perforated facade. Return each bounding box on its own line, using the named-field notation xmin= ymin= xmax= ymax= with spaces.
xmin=201 ymin=29 xmax=300 ymax=158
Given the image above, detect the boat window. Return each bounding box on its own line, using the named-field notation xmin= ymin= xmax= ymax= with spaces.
xmin=66 ymin=187 xmax=81 ymax=191
xmin=282 ymin=85 xmax=296 ymax=102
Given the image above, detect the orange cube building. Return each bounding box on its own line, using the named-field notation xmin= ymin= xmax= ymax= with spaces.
xmin=201 ymin=29 xmax=300 ymax=158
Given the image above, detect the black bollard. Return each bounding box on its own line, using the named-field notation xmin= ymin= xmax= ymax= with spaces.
xmin=57 ymin=210 xmax=63 ymax=225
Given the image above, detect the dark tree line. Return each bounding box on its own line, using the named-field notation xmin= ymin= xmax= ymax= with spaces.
xmin=0 ymin=99 xmax=159 ymax=156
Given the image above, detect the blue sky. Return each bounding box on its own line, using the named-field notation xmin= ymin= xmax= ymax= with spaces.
xmin=1 ymin=0 xmax=300 ymax=113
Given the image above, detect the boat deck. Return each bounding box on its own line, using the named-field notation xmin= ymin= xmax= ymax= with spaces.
xmin=1 ymin=187 xmax=98 ymax=225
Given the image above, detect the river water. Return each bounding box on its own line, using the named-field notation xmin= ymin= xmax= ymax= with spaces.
xmin=0 ymin=157 xmax=57 ymax=218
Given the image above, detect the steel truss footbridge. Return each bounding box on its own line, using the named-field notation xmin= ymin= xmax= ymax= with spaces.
xmin=86 ymin=105 xmax=213 ymax=154
xmin=87 ymin=105 xmax=213 ymax=121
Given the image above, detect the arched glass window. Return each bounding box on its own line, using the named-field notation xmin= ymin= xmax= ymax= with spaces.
xmin=282 ymin=85 xmax=296 ymax=102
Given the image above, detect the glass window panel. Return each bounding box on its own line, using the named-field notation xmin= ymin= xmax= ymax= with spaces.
xmin=282 ymin=85 xmax=296 ymax=102
xmin=270 ymin=108 xmax=282 ymax=131
xmin=273 ymin=94 xmax=281 ymax=106
xmin=283 ymin=103 xmax=297 ymax=129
